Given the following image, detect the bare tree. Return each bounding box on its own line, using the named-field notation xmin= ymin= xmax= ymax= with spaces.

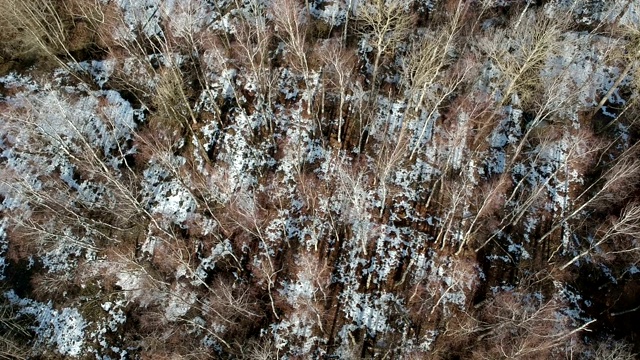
xmin=480 ymin=10 xmax=564 ymax=106
xmin=561 ymin=202 xmax=640 ymax=269
xmin=0 ymin=292 xmax=29 ymax=360
xmin=270 ymin=0 xmax=317 ymax=116
xmin=334 ymin=160 xmax=375 ymax=255
xmin=270 ymin=0 xmax=309 ymax=74
xmin=355 ymin=0 xmax=415 ymax=91
xmin=593 ymin=338 xmax=637 ymax=360
xmin=0 ymin=0 xmax=75 ymax=64
xmin=240 ymin=338 xmax=278 ymax=360
xmin=0 ymin=92 xmax=150 ymax=255
xmin=455 ymin=175 xmax=509 ymax=255
xmin=464 ymin=290 xmax=595 ymax=359
xmin=233 ymin=0 xmax=277 ymax=126
xmin=402 ymin=1 xmax=464 ymax=115
xmin=320 ymin=39 xmax=357 ymax=144
xmin=543 ymin=149 xmax=640 ymax=260
xmin=109 ymin=22 xmax=213 ymax=166
xmin=409 ymin=61 xmax=471 ymax=159
xmin=591 ymin=15 xmax=640 ymax=118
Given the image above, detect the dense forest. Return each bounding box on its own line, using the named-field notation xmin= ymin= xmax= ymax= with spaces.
xmin=1 ymin=0 xmax=640 ymax=358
